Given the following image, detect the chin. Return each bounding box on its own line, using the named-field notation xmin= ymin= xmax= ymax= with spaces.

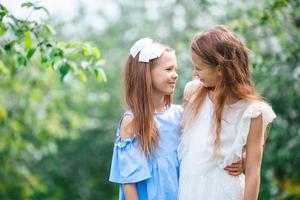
xmin=166 ymin=90 xmax=175 ymax=95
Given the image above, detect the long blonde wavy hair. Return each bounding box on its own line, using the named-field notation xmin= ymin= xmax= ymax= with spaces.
xmin=124 ymin=45 xmax=174 ymax=156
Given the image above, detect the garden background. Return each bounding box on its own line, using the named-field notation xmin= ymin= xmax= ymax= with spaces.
xmin=0 ymin=0 xmax=299 ymax=199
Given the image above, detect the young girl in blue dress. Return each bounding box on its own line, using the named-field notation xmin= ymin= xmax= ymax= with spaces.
xmin=109 ymin=38 xmax=243 ymax=200
xmin=109 ymin=38 xmax=182 ymax=200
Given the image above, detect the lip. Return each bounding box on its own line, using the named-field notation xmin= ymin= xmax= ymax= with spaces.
xmin=169 ymin=83 xmax=176 ymax=88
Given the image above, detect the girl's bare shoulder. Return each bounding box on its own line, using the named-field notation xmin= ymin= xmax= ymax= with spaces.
xmin=120 ymin=114 xmax=134 ymax=140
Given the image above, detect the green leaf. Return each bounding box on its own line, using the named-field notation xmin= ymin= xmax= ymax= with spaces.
xmin=21 ymin=2 xmax=34 ymax=8
xmin=4 ymin=40 xmax=15 ymax=51
xmin=68 ymin=41 xmax=81 ymax=48
xmin=95 ymin=59 xmax=106 ymax=66
xmin=0 ymin=22 xmax=6 ymax=36
xmin=94 ymin=68 xmax=107 ymax=82
xmin=79 ymin=70 xmax=87 ymax=82
xmin=59 ymin=63 xmax=70 ymax=81
xmin=68 ymin=61 xmax=77 ymax=70
xmin=33 ymin=6 xmax=50 ymax=16
xmin=40 ymin=51 xmax=49 ymax=63
xmin=64 ymin=48 xmax=80 ymax=59
xmin=0 ymin=46 xmax=5 ymax=54
xmin=16 ymin=54 xmax=27 ymax=66
xmin=24 ymin=31 xmax=32 ymax=50
xmin=50 ymin=48 xmax=64 ymax=60
xmin=0 ymin=9 xmax=8 ymax=19
xmin=0 ymin=60 xmax=9 ymax=74
xmin=26 ymin=48 xmax=36 ymax=60
xmin=82 ymin=43 xmax=92 ymax=56
xmin=44 ymin=24 xmax=56 ymax=35
xmin=92 ymin=47 xmax=101 ymax=58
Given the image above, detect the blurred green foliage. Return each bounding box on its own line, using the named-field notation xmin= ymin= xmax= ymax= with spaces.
xmin=0 ymin=0 xmax=299 ymax=199
xmin=0 ymin=3 xmax=106 ymax=81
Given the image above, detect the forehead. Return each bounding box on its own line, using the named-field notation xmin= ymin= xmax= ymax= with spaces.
xmin=153 ymin=51 xmax=177 ymax=67
xmin=191 ymin=51 xmax=202 ymax=64
xmin=191 ymin=51 xmax=210 ymax=67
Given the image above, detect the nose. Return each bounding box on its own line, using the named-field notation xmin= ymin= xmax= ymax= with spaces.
xmin=171 ymin=71 xmax=178 ymax=79
xmin=193 ymin=69 xmax=199 ymax=77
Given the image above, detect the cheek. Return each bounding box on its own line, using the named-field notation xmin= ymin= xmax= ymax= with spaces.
xmin=209 ymin=72 xmax=219 ymax=83
xmin=205 ymin=69 xmax=215 ymax=78
xmin=197 ymin=71 xmax=205 ymax=78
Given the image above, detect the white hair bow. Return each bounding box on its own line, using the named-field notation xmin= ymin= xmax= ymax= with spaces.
xmin=130 ymin=38 xmax=166 ymax=62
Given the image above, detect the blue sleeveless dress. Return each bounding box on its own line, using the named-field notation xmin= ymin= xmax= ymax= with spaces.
xmin=109 ymin=104 xmax=183 ymax=200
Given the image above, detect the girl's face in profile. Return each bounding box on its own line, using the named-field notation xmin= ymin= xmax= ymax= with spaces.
xmin=151 ymin=51 xmax=178 ymax=96
xmin=191 ymin=51 xmax=218 ymax=87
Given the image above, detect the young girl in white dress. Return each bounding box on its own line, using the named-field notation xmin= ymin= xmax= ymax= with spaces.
xmin=178 ymin=25 xmax=276 ymax=200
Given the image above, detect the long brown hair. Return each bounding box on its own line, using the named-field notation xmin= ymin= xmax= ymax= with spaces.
xmin=124 ymin=45 xmax=173 ymax=156
xmin=186 ymin=25 xmax=262 ymax=150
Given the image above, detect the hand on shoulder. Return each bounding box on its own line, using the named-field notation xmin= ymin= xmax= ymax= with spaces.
xmin=183 ymin=79 xmax=201 ymax=108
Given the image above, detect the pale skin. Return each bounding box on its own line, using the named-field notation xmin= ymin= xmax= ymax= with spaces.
xmin=119 ymin=116 xmax=137 ymax=200
xmin=244 ymin=114 xmax=264 ymax=200
xmin=191 ymin=52 xmax=265 ymax=199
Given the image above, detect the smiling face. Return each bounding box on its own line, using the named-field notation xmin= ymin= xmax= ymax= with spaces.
xmin=151 ymin=51 xmax=178 ymax=96
xmin=191 ymin=51 xmax=219 ymax=87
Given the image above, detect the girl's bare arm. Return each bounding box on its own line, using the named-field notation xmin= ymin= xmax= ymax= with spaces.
xmin=120 ymin=115 xmax=139 ymax=200
xmin=244 ymin=114 xmax=264 ymax=200
xmin=123 ymin=184 xmax=139 ymax=200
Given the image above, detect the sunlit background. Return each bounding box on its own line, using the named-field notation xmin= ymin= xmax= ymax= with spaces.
xmin=0 ymin=0 xmax=299 ymax=199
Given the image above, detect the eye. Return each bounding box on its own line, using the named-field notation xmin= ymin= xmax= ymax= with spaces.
xmin=166 ymin=66 xmax=173 ymax=71
xmin=194 ymin=66 xmax=202 ymax=71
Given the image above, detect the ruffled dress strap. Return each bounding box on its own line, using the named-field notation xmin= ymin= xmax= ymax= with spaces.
xmin=109 ymin=111 xmax=151 ymax=184
xmin=219 ymin=101 xmax=276 ymax=168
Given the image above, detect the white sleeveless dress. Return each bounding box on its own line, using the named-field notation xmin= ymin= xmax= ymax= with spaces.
xmin=178 ymin=95 xmax=276 ymax=200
